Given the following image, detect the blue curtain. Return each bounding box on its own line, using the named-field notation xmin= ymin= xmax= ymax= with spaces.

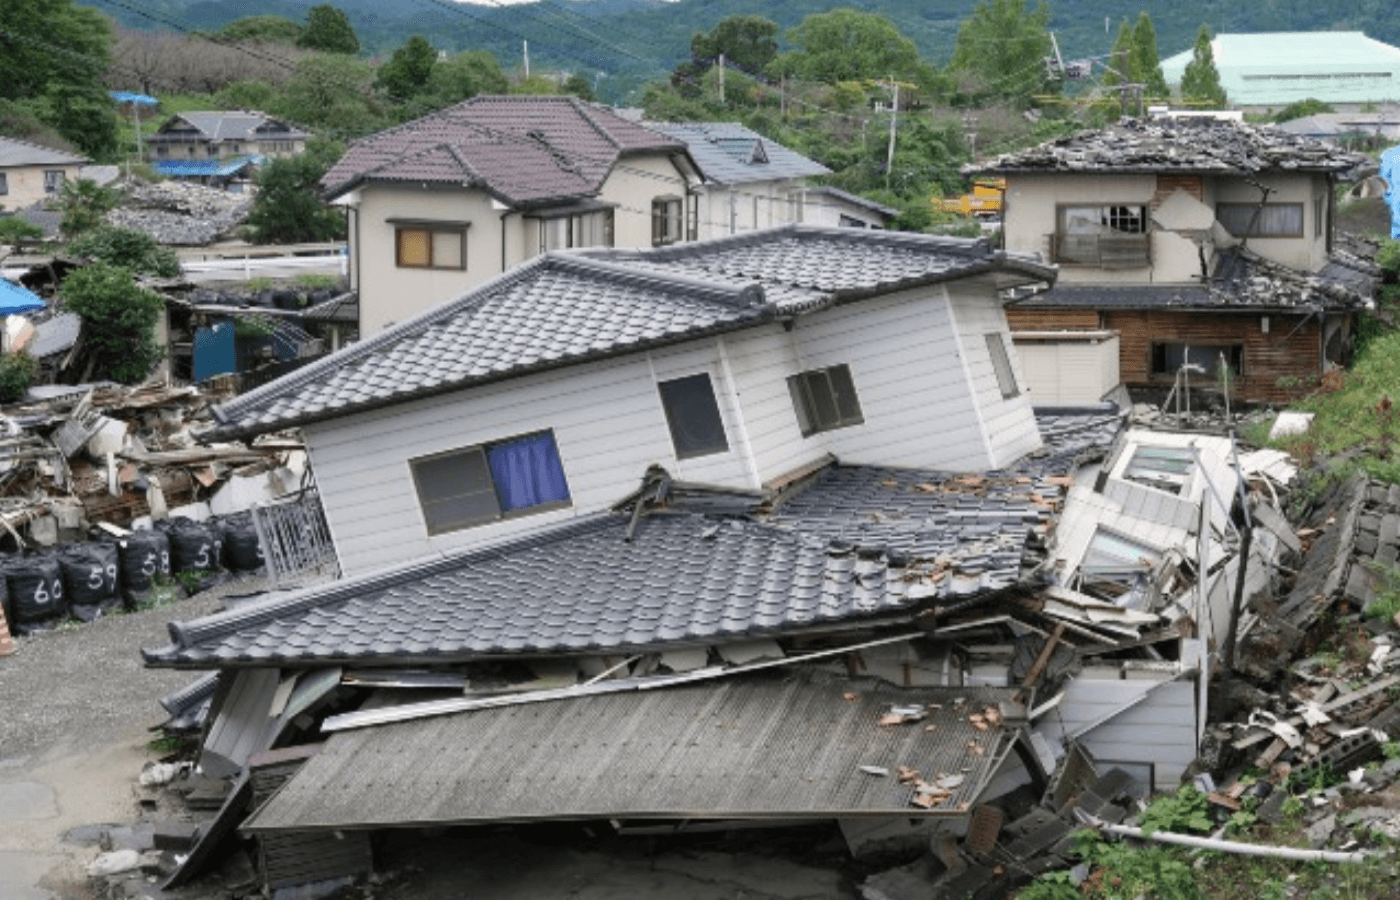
xmin=487 ymin=433 xmax=570 ymax=511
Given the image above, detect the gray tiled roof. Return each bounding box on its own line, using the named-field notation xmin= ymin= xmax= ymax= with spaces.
xmin=321 ymin=96 xmax=686 ymax=205
xmin=976 ymin=117 xmax=1366 ymax=176
xmin=0 ymin=135 xmax=86 ymax=167
xmin=150 ymin=111 xmax=308 ymax=143
xmin=211 ymin=227 xmax=1056 ymax=438
xmin=643 ymin=121 xmax=830 ymax=185
xmin=1010 ymin=250 xmax=1370 ymax=312
xmin=144 ymin=412 xmax=1123 ymax=671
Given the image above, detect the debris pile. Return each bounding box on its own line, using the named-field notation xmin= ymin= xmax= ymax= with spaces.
xmin=108 ymin=181 xmax=252 ymax=246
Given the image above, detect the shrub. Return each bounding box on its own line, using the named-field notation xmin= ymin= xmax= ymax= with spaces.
xmin=0 ymin=352 xmax=37 ymax=403
xmin=61 ymin=262 xmax=165 ymax=384
xmin=56 ymin=178 xmax=120 ymax=236
xmin=67 ymin=226 xmax=179 ymax=278
xmin=0 ymin=216 xmax=44 ymax=244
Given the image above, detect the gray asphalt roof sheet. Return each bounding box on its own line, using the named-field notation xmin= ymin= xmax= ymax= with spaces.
xmin=977 ymin=116 xmax=1365 ymax=176
xmin=643 ymin=121 xmax=830 ymax=184
xmin=0 ymin=135 xmax=86 ymax=167
xmin=239 ymin=672 xmax=1018 ymax=830
xmin=211 ymin=227 xmax=1055 ymax=439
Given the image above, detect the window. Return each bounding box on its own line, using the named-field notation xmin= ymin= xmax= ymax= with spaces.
xmin=657 ymin=373 xmax=728 ymax=458
xmin=651 ymin=196 xmax=682 ymax=246
xmin=207 ymin=146 xmax=219 ymax=157
xmin=395 ymin=225 xmax=466 ymax=270
xmin=409 ymin=431 xmax=570 ymax=536
xmin=43 ymin=170 xmax=65 ymax=194
xmin=1216 ymin=203 xmax=1304 ymax=238
xmin=1151 ymin=343 xmax=1242 ymax=378
xmin=1123 ymin=446 xmax=1194 ymax=495
xmin=156 ymin=146 xmax=168 ymax=158
xmin=788 ymin=364 xmax=864 ymax=437
xmin=1080 ymin=528 xmax=1160 ymax=607
xmin=536 ymin=208 xmax=614 ymax=252
xmin=1054 ymin=204 xmax=1149 ymax=268
xmin=0 ymin=173 xmax=7 ymax=195
xmin=984 ymin=333 xmax=1019 ymax=399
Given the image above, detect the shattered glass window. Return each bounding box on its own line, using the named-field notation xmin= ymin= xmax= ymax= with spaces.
xmin=1123 ymin=446 xmax=1194 ymax=495
xmin=1080 ymin=528 xmax=1160 ymax=607
xmin=1055 ymin=205 xmax=1150 ymax=267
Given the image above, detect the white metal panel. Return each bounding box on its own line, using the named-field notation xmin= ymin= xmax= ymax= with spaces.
xmin=202 ymin=667 xmax=281 ymax=779
xmin=1036 ymin=679 xmax=1197 ymax=791
xmin=947 ymin=285 xmax=1042 ymax=468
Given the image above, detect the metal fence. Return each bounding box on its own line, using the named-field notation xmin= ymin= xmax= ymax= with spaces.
xmin=249 ymin=488 xmax=340 ymax=587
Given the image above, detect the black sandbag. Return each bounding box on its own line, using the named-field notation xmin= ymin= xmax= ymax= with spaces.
xmin=59 ymin=543 xmax=120 ymax=622
xmin=7 ymin=555 xmax=65 ymax=634
xmin=217 ymin=512 xmax=264 ymax=572
xmin=111 ymin=528 xmax=171 ymax=608
xmin=163 ymin=517 xmax=223 ymax=574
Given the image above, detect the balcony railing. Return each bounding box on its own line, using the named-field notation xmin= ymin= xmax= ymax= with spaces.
xmin=1052 ymin=232 xmax=1151 ymax=269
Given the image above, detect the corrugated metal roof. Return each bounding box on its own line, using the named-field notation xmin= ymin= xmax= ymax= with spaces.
xmin=240 ymin=672 xmax=1019 ymax=831
xmin=643 ymin=121 xmax=830 ymax=185
xmin=1160 ymin=32 xmax=1400 ymax=106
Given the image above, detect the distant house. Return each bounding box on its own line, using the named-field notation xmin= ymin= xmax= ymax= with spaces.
xmin=1275 ymin=112 xmax=1400 ymax=148
xmin=1159 ymin=32 xmax=1400 ymax=111
xmin=0 ymin=136 xmax=87 ymax=211
xmin=321 ymin=96 xmax=701 ymax=335
xmin=641 ymin=121 xmax=831 ymax=239
xmin=144 ymin=111 xmax=308 ymax=162
xmin=975 ymin=116 xmax=1374 ymax=403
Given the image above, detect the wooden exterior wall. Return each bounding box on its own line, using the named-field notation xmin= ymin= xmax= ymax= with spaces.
xmin=1007 ymin=307 xmax=1327 ymax=404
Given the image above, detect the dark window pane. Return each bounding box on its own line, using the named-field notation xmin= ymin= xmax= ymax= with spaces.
xmin=787 ymin=375 xmax=815 ymax=436
xmin=411 ymin=448 xmax=500 ymax=534
xmin=828 ymin=365 xmax=863 ymax=424
xmin=658 ymin=373 xmax=728 ymax=458
xmin=806 ymin=371 xmax=840 ymax=429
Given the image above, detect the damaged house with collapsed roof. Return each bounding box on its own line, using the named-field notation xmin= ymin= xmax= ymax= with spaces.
xmin=138 ymin=226 xmax=1298 ymax=895
xmin=976 ymin=116 xmax=1376 ymax=406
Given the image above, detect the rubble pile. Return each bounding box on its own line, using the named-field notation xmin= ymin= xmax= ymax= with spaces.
xmin=108 ymin=181 xmax=252 ymax=246
xmin=186 ymin=285 xmax=342 ymax=312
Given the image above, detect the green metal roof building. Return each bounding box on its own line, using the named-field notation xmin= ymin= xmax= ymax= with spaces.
xmin=1160 ymin=32 xmax=1400 ymax=109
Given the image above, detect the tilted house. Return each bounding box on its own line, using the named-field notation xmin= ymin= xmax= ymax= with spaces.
xmin=641 ymin=121 xmax=831 ymax=239
xmin=977 ymin=116 xmax=1374 ymax=404
xmin=321 ymin=96 xmax=701 ymax=335
xmin=142 ymin=227 xmax=1085 ymax=885
xmin=0 ymin=135 xmax=86 ymax=210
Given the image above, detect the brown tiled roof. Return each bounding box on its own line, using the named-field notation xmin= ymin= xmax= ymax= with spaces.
xmin=321 ymin=96 xmax=687 ymax=205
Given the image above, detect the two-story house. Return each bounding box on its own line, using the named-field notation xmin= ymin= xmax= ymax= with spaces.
xmin=0 ymin=136 xmax=87 ymax=211
xmin=976 ymin=116 xmax=1373 ymax=403
xmin=321 ymin=96 xmax=701 ymax=335
xmin=144 ymin=111 xmax=308 ymax=162
xmin=641 ymin=121 xmax=831 ymax=239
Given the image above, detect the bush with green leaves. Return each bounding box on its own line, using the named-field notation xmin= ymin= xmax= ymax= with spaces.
xmin=60 ymin=262 xmax=165 ymax=384
xmin=56 ymin=177 xmax=120 ymax=235
xmin=0 ymin=352 xmax=37 ymax=403
xmin=66 ymin=226 xmax=179 ymax=278
xmin=1139 ymin=785 xmax=1214 ymax=835
xmin=0 ymin=216 xmax=44 ymax=244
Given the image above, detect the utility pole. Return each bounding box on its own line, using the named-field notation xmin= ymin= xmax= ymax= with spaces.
xmin=718 ymin=53 xmax=725 ymax=105
xmin=523 ymin=41 xmax=530 ymax=79
xmin=885 ymin=79 xmax=898 ymax=190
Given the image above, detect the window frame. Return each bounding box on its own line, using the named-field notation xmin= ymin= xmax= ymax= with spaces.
xmin=787 ymin=363 xmax=865 ymax=437
xmin=1122 ymin=445 xmax=1195 ymax=496
xmin=408 ymin=429 xmax=571 ymax=536
xmin=657 ymin=372 xmax=730 ymax=459
xmin=984 ymin=333 xmax=1020 ymax=400
xmin=42 ymin=170 xmax=65 ymax=194
xmin=1215 ymin=202 xmax=1305 ymax=238
xmin=534 ymin=207 xmax=615 ymax=253
xmin=1052 ymin=203 xmax=1151 ymax=268
xmin=651 ymin=195 xmax=683 ymax=247
xmin=393 ymin=222 xmax=468 ymax=271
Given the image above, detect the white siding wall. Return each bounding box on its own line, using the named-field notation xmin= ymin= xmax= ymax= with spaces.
xmin=946 ymin=284 xmax=1043 ymax=467
xmin=693 ymin=180 xmax=802 ymax=241
xmin=1012 ymin=334 xmax=1121 ymax=404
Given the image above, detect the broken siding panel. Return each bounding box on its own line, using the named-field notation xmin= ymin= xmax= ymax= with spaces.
xmin=1103 ymin=309 xmax=1322 ymax=404
xmin=1037 ymin=679 xmax=1197 ymax=790
xmin=947 ymin=284 xmax=1042 ymax=468
xmin=201 ymin=667 xmax=281 ymax=779
xmin=790 ymin=288 xmax=995 ymax=471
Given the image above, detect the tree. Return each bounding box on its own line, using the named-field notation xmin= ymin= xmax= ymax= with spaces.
xmin=68 ymin=226 xmax=180 ymax=277
xmin=61 ymin=263 xmax=164 ymax=384
xmin=561 ymin=74 xmax=597 ymax=102
xmin=376 ymin=36 xmax=437 ymax=101
xmin=271 ymin=55 xmax=384 ymax=138
xmin=1179 ymin=25 xmax=1227 ymax=107
xmin=416 ymin=51 xmax=508 ymax=110
xmin=218 ymin=15 xmax=304 ymax=46
xmin=1275 ymin=99 xmax=1334 ymax=123
xmin=948 ymin=0 xmax=1056 ymax=108
xmin=56 ymin=178 xmax=120 ymax=236
xmin=245 ymin=137 xmax=347 ymax=244
xmin=773 ymin=10 xmax=929 ymax=87
xmin=0 ymin=0 xmax=117 ymax=159
xmin=1131 ymin=13 xmax=1169 ymax=99
xmin=672 ymin=16 xmax=778 ymax=98
xmin=297 ymin=5 xmax=359 ymax=55
xmin=0 ymin=217 xmax=44 ymax=244
xmin=1104 ymin=20 xmax=1133 ymax=88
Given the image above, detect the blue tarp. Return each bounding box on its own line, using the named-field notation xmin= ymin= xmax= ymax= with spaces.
xmin=1380 ymin=145 xmax=1400 ymax=239
xmin=0 ymin=279 xmax=45 ymax=316
xmin=109 ymin=91 xmax=158 ymax=106
xmin=149 ymin=155 xmax=264 ymax=179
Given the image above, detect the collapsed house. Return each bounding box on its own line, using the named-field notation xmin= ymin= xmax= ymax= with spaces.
xmin=126 ymin=226 xmax=1311 ymax=895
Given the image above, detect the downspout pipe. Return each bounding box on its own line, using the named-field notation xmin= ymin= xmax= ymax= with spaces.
xmin=1074 ymin=810 xmax=1381 ymax=864
xmin=500 ymin=208 xmax=513 ymax=272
